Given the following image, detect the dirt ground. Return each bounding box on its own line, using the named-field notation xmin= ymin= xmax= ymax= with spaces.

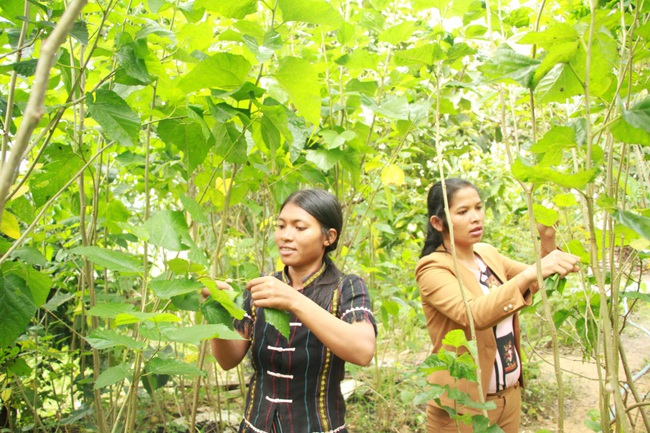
xmin=522 ymin=300 xmax=650 ymax=433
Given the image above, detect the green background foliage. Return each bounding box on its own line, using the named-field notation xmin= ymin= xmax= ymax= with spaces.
xmin=0 ymin=0 xmax=648 ymax=431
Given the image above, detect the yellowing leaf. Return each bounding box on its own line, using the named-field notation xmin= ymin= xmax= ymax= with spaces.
xmin=0 ymin=211 xmax=20 ymax=239
xmin=381 ymin=164 xmax=405 ymax=186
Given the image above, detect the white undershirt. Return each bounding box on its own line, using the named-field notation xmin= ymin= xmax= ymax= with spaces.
xmin=473 ymin=256 xmax=521 ymax=394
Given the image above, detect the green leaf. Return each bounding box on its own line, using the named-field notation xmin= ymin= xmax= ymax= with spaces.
xmin=0 ymin=272 xmax=36 ymax=348
xmin=620 ymin=292 xmax=650 ymax=303
xmin=478 ymin=44 xmax=540 ymax=88
xmin=264 ymin=308 xmax=291 ymax=340
xmin=610 ymin=117 xmax=650 ymax=146
xmin=533 ymin=204 xmax=559 ymax=227
xmin=213 ymin=121 xmax=249 ymax=164
xmin=142 ymin=210 xmax=191 ymax=251
xmin=69 ymin=246 xmax=141 ymax=273
xmin=162 ymin=324 xmax=244 ymax=344
xmin=150 ymin=278 xmax=203 ymax=299
xmin=1 ymin=262 xmax=52 ymax=306
xmin=157 ymin=117 xmax=211 ymax=173
xmin=114 ymin=312 xmax=182 ymax=326
xmin=88 ymin=303 xmax=135 ymax=319
xmin=612 ymin=209 xmax=650 ymax=241
xmin=177 ymin=53 xmax=251 ymax=93
xmin=29 ymin=145 xmax=84 ymax=207
xmin=87 ymin=89 xmax=141 ymax=147
xmin=94 ymin=363 xmax=132 ymax=389
xmin=511 ymin=157 xmax=598 ymax=189
xmin=200 ymin=278 xmax=245 ymax=319
xmin=274 ymin=57 xmax=321 ymax=125
xmin=12 ymin=247 xmax=47 ymax=267
xmin=86 ymin=329 xmax=146 ymax=350
xmin=441 ymin=329 xmax=471 ymax=350
xmin=277 ymin=0 xmax=343 ymax=26
xmin=534 ymin=63 xmax=584 ymax=103
xmin=196 ymin=0 xmax=257 ymax=19
xmin=180 ymin=195 xmax=209 ymax=224
xmin=622 ymin=97 xmax=650 ymax=134
xmin=147 ymin=357 xmax=205 ymax=377
xmin=70 ymin=21 xmax=89 ymax=45
xmin=379 ymin=22 xmax=416 ymax=45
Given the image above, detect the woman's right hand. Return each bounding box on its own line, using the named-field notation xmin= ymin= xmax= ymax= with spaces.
xmin=201 ymin=280 xmax=233 ymax=299
xmin=538 ymin=249 xmax=581 ymax=278
xmin=518 ymin=249 xmax=580 ymax=294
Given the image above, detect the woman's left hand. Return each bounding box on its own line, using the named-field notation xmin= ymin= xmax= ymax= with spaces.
xmin=246 ymin=276 xmax=300 ymax=312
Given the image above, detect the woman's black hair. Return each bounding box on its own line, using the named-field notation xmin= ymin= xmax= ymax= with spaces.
xmin=280 ymin=189 xmax=344 ymax=308
xmin=420 ymin=178 xmax=479 ymax=258
xmin=281 ymin=189 xmax=343 ymax=254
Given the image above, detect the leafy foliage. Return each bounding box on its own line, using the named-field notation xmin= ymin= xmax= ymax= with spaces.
xmin=0 ymin=0 xmax=648 ymax=431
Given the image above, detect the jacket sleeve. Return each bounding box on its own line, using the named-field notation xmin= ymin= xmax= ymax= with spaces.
xmin=416 ymin=253 xmax=532 ymax=330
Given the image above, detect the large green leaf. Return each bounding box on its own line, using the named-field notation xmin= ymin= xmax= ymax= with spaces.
xmin=141 ymin=210 xmax=191 ymax=252
xmin=94 ymin=363 xmax=132 ymax=389
xmin=114 ymin=312 xmax=182 ymax=326
xmin=0 ymin=272 xmax=36 ymax=348
xmin=157 ymin=117 xmax=212 ymax=173
xmin=69 ymin=246 xmax=142 ymax=273
xmin=2 ymin=262 xmax=52 ymax=306
xmin=612 ymin=209 xmax=650 ymax=241
xmin=147 ymin=357 xmax=205 ymax=377
xmin=512 ymin=157 xmax=598 ymax=188
xmin=274 ymin=57 xmax=321 ymax=125
xmin=150 ymin=278 xmax=203 ymax=299
xmin=87 ymin=89 xmax=141 ymax=147
xmin=478 ymin=44 xmax=540 ymax=88
xmin=622 ymin=97 xmax=650 ymax=134
xmin=264 ymin=308 xmax=291 ymax=340
xmin=162 ymin=324 xmax=244 ymax=344
xmin=177 ymin=53 xmax=251 ymax=93
xmin=88 ymin=303 xmax=136 ymax=319
xmin=86 ymin=329 xmax=146 ymax=350
xmin=534 ymin=63 xmax=584 ymax=103
xmin=610 ymin=117 xmax=650 ymax=146
xmin=29 ymin=145 xmax=84 ymax=207
xmin=196 ymin=0 xmax=257 ymax=19
xmin=277 ymin=0 xmax=343 ymax=26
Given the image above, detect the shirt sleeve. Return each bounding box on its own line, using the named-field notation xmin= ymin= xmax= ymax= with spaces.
xmin=337 ymin=274 xmax=377 ymax=335
xmin=233 ymin=289 xmax=254 ymax=340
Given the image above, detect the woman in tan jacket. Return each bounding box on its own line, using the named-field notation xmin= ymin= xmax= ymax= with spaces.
xmin=415 ymin=179 xmax=580 ymax=432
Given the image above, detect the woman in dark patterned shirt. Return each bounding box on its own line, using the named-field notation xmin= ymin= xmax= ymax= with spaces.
xmin=204 ymin=189 xmax=377 ymax=433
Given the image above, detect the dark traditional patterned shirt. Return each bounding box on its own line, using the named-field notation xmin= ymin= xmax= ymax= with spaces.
xmin=233 ymin=262 xmax=376 ymax=433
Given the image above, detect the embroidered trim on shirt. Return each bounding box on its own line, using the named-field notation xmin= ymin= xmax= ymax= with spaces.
xmin=340 ymin=306 xmax=373 ymax=320
xmin=290 ymin=322 xmax=303 ymax=327
xmin=265 ymin=396 xmax=293 ymax=404
xmin=243 ymin=417 xmax=268 ymax=433
xmin=268 ymin=345 xmax=295 ymax=352
xmin=315 ymin=424 xmax=347 ymax=433
xmin=268 ymin=371 xmax=294 ymax=379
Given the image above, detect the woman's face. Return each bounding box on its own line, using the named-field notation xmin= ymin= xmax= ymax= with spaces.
xmin=275 ymin=202 xmax=332 ymax=273
xmin=446 ymin=186 xmax=484 ymax=247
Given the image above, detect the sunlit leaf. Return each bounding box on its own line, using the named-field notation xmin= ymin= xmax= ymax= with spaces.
xmin=162 ymin=324 xmax=244 ymax=344
xmin=94 ymin=363 xmax=132 ymax=389
xmin=0 ymin=210 xmax=20 ymax=239
xmin=196 ymin=0 xmax=256 ymax=19
xmin=87 ymin=89 xmax=141 ymax=147
xmin=87 ymin=329 xmax=146 ymax=350
xmin=264 ymin=308 xmax=290 ymax=340
xmin=150 ymin=278 xmax=203 ymax=299
xmin=381 ymin=164 xmax=405 ymax=186
xmin=610 ymin=117 xmax=650 ymax=146
xmin=88 ymin=303 xmax=136 ymax=319
xmin=141 ymin=210 xmax=191 ymax=252
xmin=622 ymin=97 xmax=650 ymax=134
xmin=478 ymin=44 xmax=539 ymax=88
xmin=147 ymin=357 xmax=204 ymax=377
xmin=277 ymin=0 xmax=343 ymax=26
xmin=612 ymin=209 xmax=650 ymax=241
xmin=275 ymin=57 xmax=321 ymax=125
xmin=69 ymin=246 xmax=141 ymax=273
xmin=177 ymin=53 xmax=251 ymax=93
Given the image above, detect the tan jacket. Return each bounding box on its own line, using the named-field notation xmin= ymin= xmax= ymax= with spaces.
xmin=415 ymin=243 xmax=532 ymax=413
